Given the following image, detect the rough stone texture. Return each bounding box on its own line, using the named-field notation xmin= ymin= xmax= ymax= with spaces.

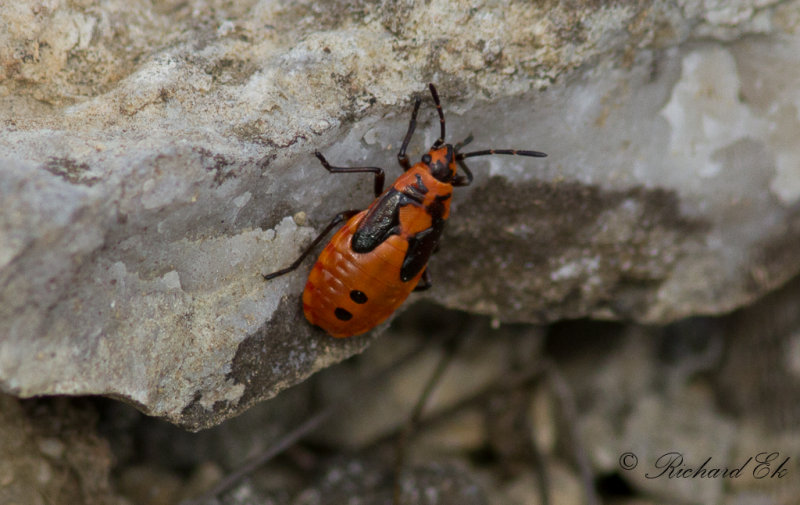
xmin=2 ymin=0 xmax=800 ymax=428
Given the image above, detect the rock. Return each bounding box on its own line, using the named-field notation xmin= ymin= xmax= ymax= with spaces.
xmin=717 ymin=276 xmax=800 ymax=431
xmin=117 ymin=465 xmax=184 ymax=505
xmin=2 ymin=0 xmax=800 ymax=429
xmin=715 ymin=275 xmax=800 ymax=503
xmin=98 ymin=377 xmax=312 ymax=471
xmin=33 ymin=303 xmax=796 ymax=504
xmin=620 ymin=387 xmax=737 ymax=504
xmin=498 ymin=460 xmax=587 ymax=505
xmin=292 ymin=456 xmax=488 ymax=505
xmin=311 ymin=314 xmax=525 ymax=450
xmin=0 ymin=394 xmax=124 ymax=505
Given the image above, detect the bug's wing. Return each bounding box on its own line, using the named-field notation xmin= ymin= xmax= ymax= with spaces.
xmin=351 ymin=189 xmax=405 ymax=253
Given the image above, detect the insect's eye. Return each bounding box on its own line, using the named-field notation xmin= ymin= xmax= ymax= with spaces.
xmin=422 ymin=154 xmax=432 ymax=164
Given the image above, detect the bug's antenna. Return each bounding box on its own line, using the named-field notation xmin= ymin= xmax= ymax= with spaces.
xmin=429 ymin=84 xmax=446 ymax=149
xmin=456 ymin=148 xmax=548 ymax=160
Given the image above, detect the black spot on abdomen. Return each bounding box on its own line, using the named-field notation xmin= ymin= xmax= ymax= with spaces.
xmin=334 ymin=307 xmax=353 ymax=321
xmin=350 ymin=290 xmax=368 ymax=304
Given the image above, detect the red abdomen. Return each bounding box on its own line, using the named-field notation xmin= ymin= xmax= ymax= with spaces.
xmin=302 ymin=212 xmax=424 ymax=338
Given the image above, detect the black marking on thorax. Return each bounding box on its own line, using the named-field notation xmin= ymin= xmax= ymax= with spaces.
xmin=403 ymin=174 xmax=428 ymax=202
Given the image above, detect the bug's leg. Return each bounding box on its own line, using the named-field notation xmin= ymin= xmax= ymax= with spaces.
xmin=315 ymin=151 xmax=386 ymax=198
xmin=413 ymin=268 xmax=432 ymax=291
xmin=452 ymin=159 xmax=474 ymax=187
xmin=397 ymin=97 xmax=422 ymax=171
xmin=450 ymin=135 xmax=475 ymax=187
xmin=428 ymin=83 xmax=446 ymax=149
xmin=263 ymin=209 xmax=360 ymax=280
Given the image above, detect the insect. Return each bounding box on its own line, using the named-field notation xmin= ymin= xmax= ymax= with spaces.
xmin=264 ymin=84 xmax=546 ymax=338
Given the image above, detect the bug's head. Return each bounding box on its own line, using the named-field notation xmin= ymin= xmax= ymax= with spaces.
xmin=422 ymin=144 xmax=457 ymax=183
xmin=416 ymin=83 xmax=547 ymax=188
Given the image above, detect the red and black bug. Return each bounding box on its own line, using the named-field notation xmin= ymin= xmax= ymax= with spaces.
xmin=264 ymin=84 xmax=546 ymax=338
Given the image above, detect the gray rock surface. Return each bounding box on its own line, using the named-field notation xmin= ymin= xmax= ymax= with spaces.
xmin=2 ymin=0 xmax=800 ymax=428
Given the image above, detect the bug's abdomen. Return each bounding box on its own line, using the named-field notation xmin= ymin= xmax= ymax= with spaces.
xmin=302 ymin=213 xmax=423 ymax=338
